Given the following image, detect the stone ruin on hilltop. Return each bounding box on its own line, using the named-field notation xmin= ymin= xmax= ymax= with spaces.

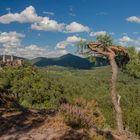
xmin=0 ymin=55 xmax=23 ymax=67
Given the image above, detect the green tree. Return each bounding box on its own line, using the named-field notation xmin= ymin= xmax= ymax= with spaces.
xmin=125 ymin=46 xmax=140 ymax=78
xmin=78 ymin=34 xmax=129 ymax=133
xmin=96 ymin=34 xmax=113 ymax=47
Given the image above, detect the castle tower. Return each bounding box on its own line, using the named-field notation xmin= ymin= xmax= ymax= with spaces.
xmin=2 ymin=55 xmax=6 ymax=63
xmin=11 ymin=55 xmax=13 ymax=61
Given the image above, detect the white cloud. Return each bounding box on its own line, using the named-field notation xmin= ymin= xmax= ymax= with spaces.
xmin=45 ymin=49 xmax=68 ymax=58
xmin=56 ymin=35 xmax=85 ymax=49
xmin=69 ymin=13 xmax=76 ymax=17
xmin=90 ymin=31 xmax=107 ymax=37
xmin=110 ymin=32 xmax=115 ymax=35
xmin=33 ymin=21 xmax=90 ymax=33
xmin=0 ymin=44 xmax=67 ymax=58
xmin=118 ymin=36 xmax=140 ymax=48
xmin=0 ymin=6 xmax=41 ymax=24
xmin=5 ymin=8 xmax=11 ymax=13
xmin=119 ymin=36 xmax=133 ymax=45
xmin=0 ymin=32 xmax=25 ymax=49
xmin=66 ymin=36 xmax=84 ymax=43
xmin=16 ymin=45 xmax=67 ymax=58
xmin=133 ymin=32 xmax=139 ymax=35
xmin=122 ymin=32 xmax=128 ymax=36
xmin=0 ymin=31 xmax=67 ymax=58
xmin=31 ymin=17 xmax=65 ymax=32
xmin=16 ymin=45 xmax=45 ymax=57
xmin=0 ymin=6 xmax=90 ymax=33
xmin=56 ymin=42 xmax=68 ymax=49
xmin=65 ymin=22 xmax=90 ymax=33
xmin=43 ymin=11 xmax=54 ymax=16
xmin=126 ymin=16 xmax=140 ymax=24
xmin=0 ymin=6 xmax=64 ymax=32
xmin=133 ymin=39 xmax=140 ymax=46
xmin=31 ymin=20 xmax=90 ymax=33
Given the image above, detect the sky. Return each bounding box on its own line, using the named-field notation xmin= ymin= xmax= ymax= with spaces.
xmin=0 ymin=0 xmax=140 ymax=58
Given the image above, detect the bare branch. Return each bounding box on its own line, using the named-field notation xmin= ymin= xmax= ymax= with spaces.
xmin=87 ymin=42 xmax=128 ymax=56
xmin=87 ymin=43 xmax=109 ymax=56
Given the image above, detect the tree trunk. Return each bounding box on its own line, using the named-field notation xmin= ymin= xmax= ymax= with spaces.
xmin=108 ymin=53 xmax=124 ymax=134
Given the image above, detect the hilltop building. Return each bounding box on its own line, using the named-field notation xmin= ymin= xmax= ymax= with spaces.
xmin=0 ymin=55 xmax=23 ymax=67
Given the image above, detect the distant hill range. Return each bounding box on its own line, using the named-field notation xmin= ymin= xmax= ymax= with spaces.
xmin=0 ymin=54 xmax=109 ymax=69
xmin=31 ymin=53 xmax=108 ymax=69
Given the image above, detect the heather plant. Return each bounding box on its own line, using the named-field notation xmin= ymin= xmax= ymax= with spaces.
xmin=59 ymin=98 xmax=105 ymax=129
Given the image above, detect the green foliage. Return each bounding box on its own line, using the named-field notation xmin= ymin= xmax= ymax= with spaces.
xmin=0 ymin=65 xmax=139 ymax=135
xmin=87 ymin=56 xmax=109 ymax=66
xmin=77 ymin=40 xmax=88 ymax=54
xmin=77 ymin=34 xmax=130 ymax=68
xmin=124 ymin=46 xmax=140 ymax=78
xmin=96 ymin=34 xmax=113 ymax=47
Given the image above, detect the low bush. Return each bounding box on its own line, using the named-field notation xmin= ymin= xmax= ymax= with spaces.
xmin=59 ymin=98 xmax=105 ymax=129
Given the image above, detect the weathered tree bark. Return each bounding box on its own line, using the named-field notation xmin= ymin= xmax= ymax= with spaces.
xmin=87 ymin=43 xmax=125 ymax=133
xmin=108 ymin=52 xmax=124 ymax=133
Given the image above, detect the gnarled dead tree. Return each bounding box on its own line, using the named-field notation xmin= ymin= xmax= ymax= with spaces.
xmin=78 ymin=36 xmax=129 ymax=134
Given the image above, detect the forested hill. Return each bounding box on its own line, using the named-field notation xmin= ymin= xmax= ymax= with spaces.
xmin=0 ymin=66 xmax=139 ymax=138
xmin=31 ymin=53 xmax=108 ymax=69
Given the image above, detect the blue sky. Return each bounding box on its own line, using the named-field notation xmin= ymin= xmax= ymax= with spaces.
xmin=0 ymin=0 xmax=140 ymax=58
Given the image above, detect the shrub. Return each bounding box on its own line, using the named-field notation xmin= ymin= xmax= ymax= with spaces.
xmin=59 ymin=98 xmax=105 ymax=129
